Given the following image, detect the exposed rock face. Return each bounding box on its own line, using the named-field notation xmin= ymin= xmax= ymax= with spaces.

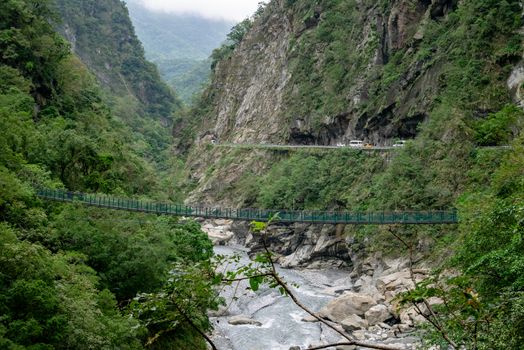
xmin=201 ymin=219 xmax=235 ymax=245
xmin=184 ymin=0 xmax=460 ymax=205
xmin=508 ymin=62 xmax=524 ymax=108
xmin=376 ymin=271 xmax=413 ymax=294
xmin=196 ymin=0 xmax=292 ymax=145
xmin=193 ymin=0 xmax=444 ymax=146
xmin=365 ymin=304 xmax=392 ymax=326
xmin=237 ymin=222 xmax=352 ymax=269
xmin=340 ymin=314 xmax=369 ymax=332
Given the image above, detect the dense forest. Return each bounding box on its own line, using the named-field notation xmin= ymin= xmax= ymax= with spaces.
xmin=0 ymin=0 xmax=216 ymax=348
xmin=55 ymin=0 xmax=181 ymax=165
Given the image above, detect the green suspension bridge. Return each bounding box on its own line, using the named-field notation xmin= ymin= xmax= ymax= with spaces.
xmin=37 ymin=188 xmax=458 ymax=225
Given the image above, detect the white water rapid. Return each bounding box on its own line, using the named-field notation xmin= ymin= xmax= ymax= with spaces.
xmin=211 ymin=245 xmax=354 ymax=349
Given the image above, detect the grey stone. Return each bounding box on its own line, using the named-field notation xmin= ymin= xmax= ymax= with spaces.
xmin=340 ymin=314 xmax=368 ymax=331
xmin=318 ymin=292 xmax=377 ymax=321
xmin=376 ymin=271 xmax=412 ymax=293
xmin=365 ymin=304 xmax=391 ymax=325
xmin=228 ymin=315 xmax=262 ymax=326
xmin=378 ymin=322 xmax=392 ymax=329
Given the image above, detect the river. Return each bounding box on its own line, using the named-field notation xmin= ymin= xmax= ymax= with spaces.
xmin=211 ymin=245 xmax=355 ymax=349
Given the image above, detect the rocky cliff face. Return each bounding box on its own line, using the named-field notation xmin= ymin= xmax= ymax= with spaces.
xmin=191 ymin=0 xmax=458 ymax=147
xmin=198 ymin=1 xmax=293 ymax=144
xmin=55 ymin=0 xmax=178 ymax=123
xmin=183 ymin=0 xmax=522 ymax=207
xmin=184 ymin=0 xmax=451 ymax=205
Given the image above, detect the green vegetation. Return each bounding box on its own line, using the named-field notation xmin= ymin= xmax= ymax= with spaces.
xmin=400 ymin=137 xmax=524 ymax=349
xmin=256 ymin=150 xmax=382 ymax=210
xmin=473 ymin=104 xmax=523 ymax=146
xmin=54 ymin=0 xmax=180 ymax=164
xmin=125 ymin=0 xmax=233 ymax=104
xmin=201 ymin=0 xmax=523 ymax=214
xmin=2 ymin=0 xmax=523 ymax=347
xmin=210 ymin=18 xmax=254 ymax=70
xmin=0 ymin=0 xmax=214 ymax=348
xmin=185 ymin=0 xmax=524 ymax=347
xmin=156 ymin=58 xmax=213 ymax=103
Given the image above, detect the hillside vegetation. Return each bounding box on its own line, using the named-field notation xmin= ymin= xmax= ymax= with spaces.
xmin=55 ymin=0 xmax=181 ymax=164
xmin=180 ymin=0 xmax=524 ymax=347
xmin=0 ymin=1 xmax=215 ymax=348
xmin=126 ymin=0 xmax=233 ymax=103
xmin=1 ymin=0 xmax=523 ymax=348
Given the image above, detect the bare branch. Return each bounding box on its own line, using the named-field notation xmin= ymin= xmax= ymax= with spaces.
xmin=173 ymin=303 xmax=218 ymax=350
xmin=307 ymin=342 xmax=407 ymax=350
xmin=221 ymin=272 xmax=274 ymax=283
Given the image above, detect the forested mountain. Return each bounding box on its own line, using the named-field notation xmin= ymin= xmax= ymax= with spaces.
xmin=54 ymin=0 xmax=181 ymax=163
xmin=178 ymin=0 xmax=524 ymax=347
xmin=125 ymin=0 xmax=233 ymax=103
xmin=0 ymin=1 xmax=214 ymax=348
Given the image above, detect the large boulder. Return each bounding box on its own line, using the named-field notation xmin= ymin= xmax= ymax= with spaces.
xmin=353 ymin=275 xmax=384 ymax=302
xmin=399 ymin=307 xmax=426 ymax=326
xmin=319 ymin=292 xmax=377 ymax=322
xmin=201 ymin=221 xmax=234 ymax=245
xmin=364 ymin=304 xmax=391 ymax=325
xmin=340 ymin=314 xmax=368 ymax=331
xmin=228 ymin=315 xmax=262 ymax=326
xmin=376 ymin=270 xmax=413 ymax=293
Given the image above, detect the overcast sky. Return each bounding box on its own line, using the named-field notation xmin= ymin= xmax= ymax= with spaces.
xmin=136 ymin=0 xmax=265 ymax=21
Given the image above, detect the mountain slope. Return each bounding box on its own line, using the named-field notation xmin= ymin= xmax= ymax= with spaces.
xmin=54 ymin=0 xmax=180 ymax=163
xmin=183 ymin=0 xmax=523 ymax=207
xmin=176 ymin=1 xmax=523 ymax=347
xmin=126 ymin=0 xmax=233 ymax=61
xmin=0 ymin=1 xmax=214 ymax=348
xmin=125 ymin=0 xmax=233 ymax=103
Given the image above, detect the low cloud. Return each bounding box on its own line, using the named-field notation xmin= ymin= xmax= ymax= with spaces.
xmin=136 ymin=0 xmax=265 ymax=21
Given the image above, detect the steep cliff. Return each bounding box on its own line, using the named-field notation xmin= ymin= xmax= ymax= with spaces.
xmin=182 ymin=0 xmax=523 ymax=208
xmin=55 ymin=0 xmax=180 ymax=161
xmin=181 ymin=2 xmax=524 ymax=346
xmin=189 ymin=0 xmax=459 ymax=146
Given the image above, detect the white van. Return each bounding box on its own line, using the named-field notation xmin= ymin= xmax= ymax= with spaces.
xmin=393 ymin=140 xmax=406 ymax=147
xmin=349 ymin=140 xmax=363 ymax=148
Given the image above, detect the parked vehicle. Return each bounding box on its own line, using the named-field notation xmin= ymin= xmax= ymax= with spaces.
xmin=393 ymin=140 xmax=407 ymax=147
xmin=349 ymin=140 xmax=363 ymax=148
xmin=364 ymin=143 xmax=374 ymax=149
xmin=336 ymin=142 xmax=345 ymax=147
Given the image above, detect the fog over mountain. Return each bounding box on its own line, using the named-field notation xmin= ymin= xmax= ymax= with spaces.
xmin=126 ymin=0 xmax=234 ymax=102
xmin=132 ymin=0 xmax=264 ymax=21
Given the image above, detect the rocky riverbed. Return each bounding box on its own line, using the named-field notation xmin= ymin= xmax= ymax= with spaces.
xmin=201 ymin=220 xmax=434 ymax=350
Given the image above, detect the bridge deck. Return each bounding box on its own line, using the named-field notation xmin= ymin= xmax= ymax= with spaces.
xmin=37 ymin=189 xmax=458 ymax=225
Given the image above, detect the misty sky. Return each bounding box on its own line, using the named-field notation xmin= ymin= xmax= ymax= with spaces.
xmin=136 ymin=0 xmax=265 ymax=21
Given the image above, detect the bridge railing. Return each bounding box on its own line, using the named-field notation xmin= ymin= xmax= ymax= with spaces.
xmin=36 ymin=189 xmax=458 ymax=225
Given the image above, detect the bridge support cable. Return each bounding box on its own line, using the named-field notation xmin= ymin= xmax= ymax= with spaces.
xmin=35 ymin=189 xmax=458 ymax=225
